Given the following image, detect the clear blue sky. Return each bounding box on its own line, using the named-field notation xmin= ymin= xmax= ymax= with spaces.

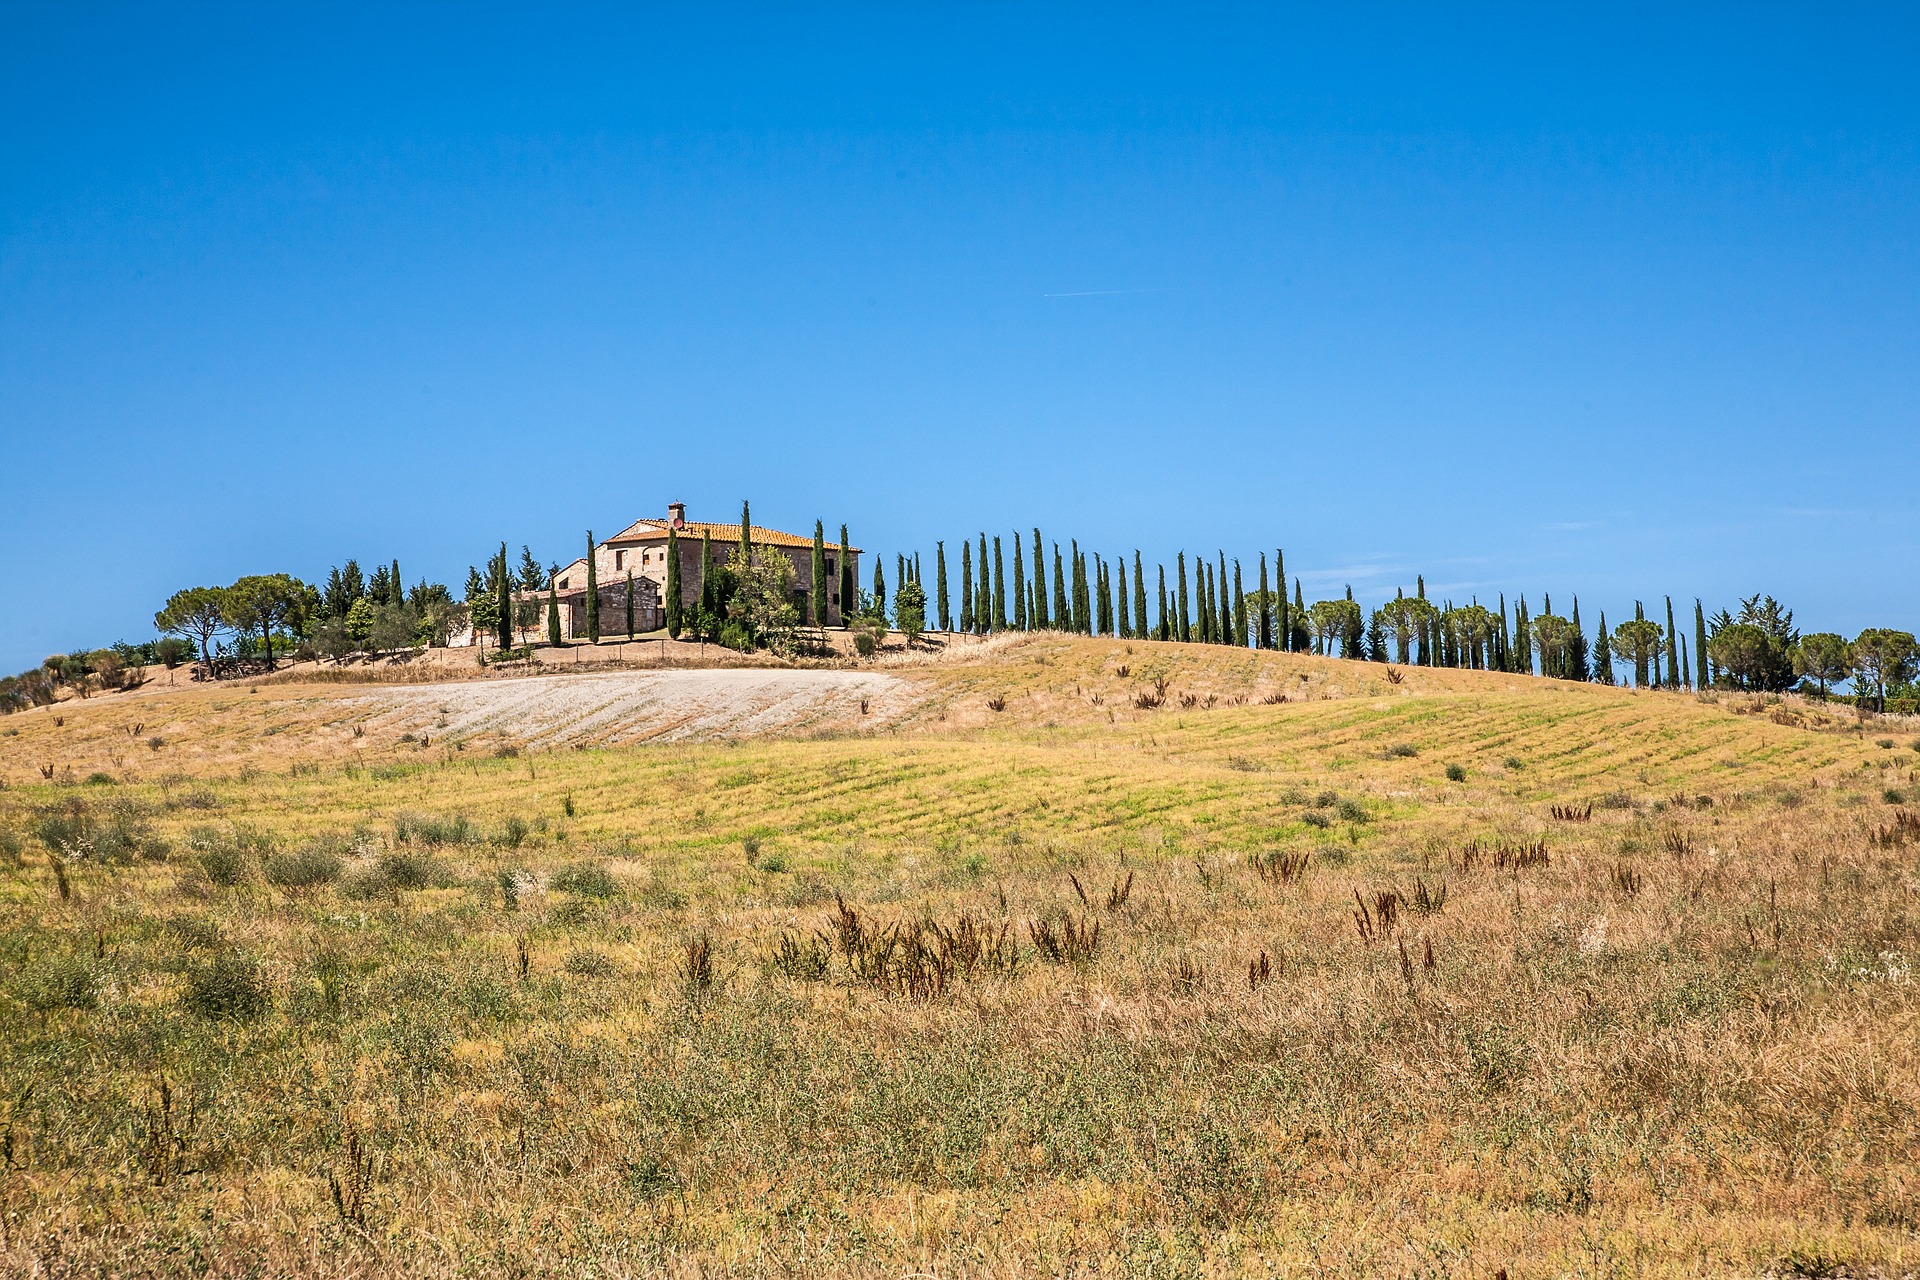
xmin=3 ymin=4 xmax=1916 ymax=670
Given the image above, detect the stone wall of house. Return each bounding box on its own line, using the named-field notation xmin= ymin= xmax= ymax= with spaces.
xmin=553 ymin=522 xmax=861 ymax=627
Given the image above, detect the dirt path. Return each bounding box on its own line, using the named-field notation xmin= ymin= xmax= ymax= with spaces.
xmin=351 ymin=668 xmax=922 ymax=747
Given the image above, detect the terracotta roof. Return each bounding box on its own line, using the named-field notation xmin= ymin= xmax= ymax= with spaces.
xmin=604 ymin=518 xmax=861 ymax=553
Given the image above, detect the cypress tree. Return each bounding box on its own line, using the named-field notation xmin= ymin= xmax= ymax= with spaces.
xmin=1218 ymin=554 xmax=1233 ymax=645
xmin=1176 ymin=553 xmax=1191 ymax=642
xmin=1233 ymin=560 xmax=1247 ymax=648
xmin=914 ymin=552 xmax=922 ymax=584
xmin=959 ymin=539 xmax=974 ymax=633
xmin=935 ymin=541 xmax=950 ymax=632
xmin=1496 ymin=593 xmax=1510 ymax=671
xmin=1090 ymin=557 xmax=1103 ymax=635
xmin=1198 ymin=563 xmax=1214 ymax=643
xmin=1276 ymin=550 xmax=1290 ymax=650
xmin=839 ymin=526 xmax=854 ymax=626
xmin=497 ymin=543 xmax=514 ymax=650
xmin=583 ymin=532 xmax=599 ymax=644
xmin=666 ymin=525 xmax=683 ymax=638
xmin=1102 ymin=558 xmax=1115 ymax=635
xmin=897 ymin=554 xmax=906 ymax=596
xmin=1594 ymin=612 xmax=1614 ymax=684
xmin=1665 ymin=597 xmax=1681 ymax=689
xmin=1570 ymin=596 xmax=1587 ymax=680
xmin=699 ymin=529 xmax=714 ymax=615
xmin=1681 ymin=634 xmax=1691 ymax=691
xmin=1012 ymin=536 xmax=1027 ymax=630
xmin=546 ymin=581 xmax=562 ymax=646
xmin=874 ymin=559 xmax=887 ymax=625
xmin=1344 ymin=585 xmax=1364 ymax=660
xmin=1156 ymin=565 xmax=1169 ymax=640
xmin=1030 ymin=530 xmax=1048 ymax=629
xmin=1514 ymin=597 xmax=1530 ymax=675
xmin=1695 ymin=599 xmax=1711 ymax=690
xmin=1052 ymin=544 xmax=1068 ymax=626
xmin=811 ymin=521 xmax=828 ymax=628
xmin=991 ymin=536 xmax=1007 ymax=632
xmin=1632 ymin=600 xmax=1649 ymax=687
xmin=1292 ymin=579 xmax=1307 ymax=652
xmin=1116 ymin=557 xmax=1131 ymax=638
xmin=976 ymin=534 xmax=990 ymax=635
xmin=1133 ymin=552 xmax=1148 ymax=641
xmin=1079 ymin=549 xmax=1092 ymax=633
xmin=1197 ymin=563 xmax=1210 ymax=644
xmin=1084 ymin=551 xmax=1095 ymax=634
xmin=625 ymin=570 xmax=636 ymax=638
xmin=391 ymin=559 xmax=402 ymax=606
xmin=1257 ymin=555 xmax=1272 ymax=650
xmin=739 ymin=500 xmax=752 ymax=565
xmin=1070 ymin=541 xmax=1087 ymax=633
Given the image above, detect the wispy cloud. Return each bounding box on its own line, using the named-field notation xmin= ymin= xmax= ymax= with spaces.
xmin=1042 ymin=288 xmax=1166 ymax=298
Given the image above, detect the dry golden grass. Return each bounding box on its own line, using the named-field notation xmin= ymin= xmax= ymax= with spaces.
xmin=2 ymin=636 xmax=1918 ymax=1277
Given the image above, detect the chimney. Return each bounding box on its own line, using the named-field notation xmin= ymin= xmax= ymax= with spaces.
xmin=667 ymin=501 xmax=686 ymax=529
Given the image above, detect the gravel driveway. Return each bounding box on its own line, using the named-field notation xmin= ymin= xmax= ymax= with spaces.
xmin=355 ymin=668 xmax=920 ymax=747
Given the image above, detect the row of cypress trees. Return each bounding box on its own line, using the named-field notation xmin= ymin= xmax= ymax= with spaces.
xmin=866 ymin=530 xmax=1712 ymax=691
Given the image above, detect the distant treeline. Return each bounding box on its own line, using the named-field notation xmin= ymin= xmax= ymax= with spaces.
xmin=5 ymin=512 xmax=1916 ymax=714
xmin=869 ymin=531 xmax=1919 ymax=713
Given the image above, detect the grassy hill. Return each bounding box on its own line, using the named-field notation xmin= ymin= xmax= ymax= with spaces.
xmin=2 ymin=636 xmax=1917 ymax=1276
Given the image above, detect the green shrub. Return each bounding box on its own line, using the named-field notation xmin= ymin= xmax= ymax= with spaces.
xmin=1335 ymin=798 xmax=1370 ymax=824
xmin=551 ymin=861 xmax=620 ymax=899
xmin=1445 ymin=764 xmax=1468 ymax=783
xmin=199 ymin=843 xmax=250 ymax=886
xmin=376 ymin=848 xmax=445 ymax=890
xmin=33 ymin=798 xmax=165 ymax=862
xmin=21 ymin=955 xmax=100 ymax=1011
xmin=182 ymin=952 xmax=272 ymax=1021
xmin=497 ymin=816 xmax=530 ymax=849
xmin=1386 ymin=743 xmax=1417 ymax=758
xmin=394 ymin=812 xmax=478 ymax=847
xmin=264 ymin=844 xmax=343 ymax=888
xmin=84 ymin=771 xmax=116 ymax=787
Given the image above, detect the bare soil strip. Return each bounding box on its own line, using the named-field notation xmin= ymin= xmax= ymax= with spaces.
xmin=350 ymin=668 xmax=921 ymax=746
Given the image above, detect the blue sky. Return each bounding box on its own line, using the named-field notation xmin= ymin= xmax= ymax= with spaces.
xmin=2 ymin=4 xmax=1916 ymax=669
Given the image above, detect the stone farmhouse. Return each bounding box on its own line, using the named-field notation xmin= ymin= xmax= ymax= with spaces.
xmin=538 ymin=503 xmax=861 ymax=639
